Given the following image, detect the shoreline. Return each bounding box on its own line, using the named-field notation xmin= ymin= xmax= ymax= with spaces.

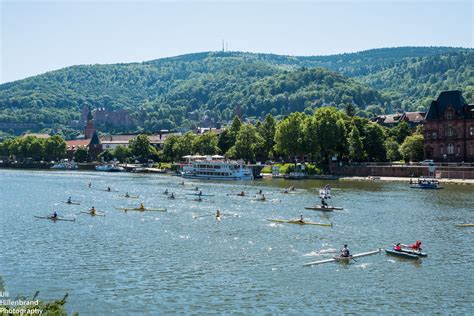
xmin=261 ymin=173 xmax=474 ymax=185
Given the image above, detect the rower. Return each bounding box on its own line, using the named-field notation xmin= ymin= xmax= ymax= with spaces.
xmin=283 ymin=189 xmax=289 ymax=194
xmin=139 ymin=203 xmax=145 ymax=210
xmin=238 ymin=191 xmax=245 ymax=196
xmin=89 ymin=206 xmax=96 ymax=215
xmin=164 ymin=189 xmax=168 ymax=195
xmin=195 ymin=186 xmax=199 ymax=191
xmin=394 ymin=243 xmax=402 ymax=251
xmin=258 ymin=189 xmax=262 ymax=195
xmin=51 ymin=211 xmax=58 ymax=219
xmin=197 ymin=196 xmax=202 ymax=202
xmin=88 ymin=182 xmax=92 ymax=188
xmin=125 ymin=192 xmax=130 ymax=198
xmin=298 ymin=214 xmax=304 ymax=223
xmin=107 ymin=187 xmax=111 ymax=192
xmin=67 ymin=197 xmax=72 ymax=204
xmin=260 ymin=194 xmax=266 ymax=201
xmin=340 ymin=245 xmax=350 ymax=257
xmin=215 ymin=209 xmax=221 ymax=219
xmin=198 ymin=191 xmax=203 ymax=196
xmin=180 ymin=180 xmax=185 ymax=186
xmin=169 ymin=193 xmax=175 ymax=199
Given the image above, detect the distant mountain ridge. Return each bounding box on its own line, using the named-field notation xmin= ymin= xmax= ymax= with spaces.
xmin=0 ymin=46 xmax=472 ymax=133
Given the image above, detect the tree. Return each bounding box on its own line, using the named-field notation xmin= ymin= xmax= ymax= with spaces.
xmin=312 ymin=107 xmax=346 ymax=163
xmin=399 ymin=134 xmax=424 ymax=162
xmin=217 ymin=130 xmax=234 ymax=155
xmin=274 ymin=112 xmax=306 ymax=161
xmin=385 ymin=137 xmax=401 ymax=161
xmin=233 ymin=124 xmax=263 ymax=162
xmin=129 ymin=134 xmax=151 ymax=162
xmin=173 ymin=132 xmax=195 ymax=160
xmin=192 ymin=132 xmax=219 ymax=155
xmin=44 ymin=135 xmax=67 ymax=161
xmin=363 ymin=123 xmax=387 ymax=161
xmin=74 ymin=147 xmax=88 ymax=162
xmin=348 ymin=125 xmax=364 ymax=161
xmin=260 ymin=114 xmax=276 ymax=159
xmin=345 ymin=103 xmax=356 ymax=117
xmin=113 ymin=145 xmax=132 ymax=163
xmin=391 ymin=120 xmax=411 ymax=144
xmin=162 ymin=135 xmax=180 ymax=162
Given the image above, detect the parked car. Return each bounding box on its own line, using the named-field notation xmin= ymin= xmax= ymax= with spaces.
xmin=420 ymin=159 xmax=434 ymax=165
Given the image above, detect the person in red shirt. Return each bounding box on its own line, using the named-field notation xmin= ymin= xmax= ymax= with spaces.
xmin=410 ymin=240 xmax=422 ymax=251
xmin=394 ymin=243 xmax=402 ymax=251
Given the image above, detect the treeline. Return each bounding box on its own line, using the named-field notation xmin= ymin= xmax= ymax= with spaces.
xmin=160 ymin=109 xmax=424 ymax=165
xmin=1 ymin=47 xmax=471 ymax=134
xmin=0 ymin=135 xmax=67 ymax=161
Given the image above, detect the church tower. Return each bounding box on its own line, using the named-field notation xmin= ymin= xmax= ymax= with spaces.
xmin=84 ymin=106 xmax=96 ymax=140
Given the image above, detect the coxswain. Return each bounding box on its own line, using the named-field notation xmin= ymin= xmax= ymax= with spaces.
xmin=89 ymin=206 xmax=96 ymax=215
xmin=51 ymin=211 xmax=58 ymax=219
xmin=139 ymin=203 xmax=145 ymax=210
xmin=394 ymin=243 xmax=402 ymax=251
xmin=340 ymin=245 xmax=350 ymax=257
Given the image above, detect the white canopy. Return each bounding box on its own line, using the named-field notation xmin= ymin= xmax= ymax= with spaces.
xmin=211 ymin=155 xmax=225 ymax=159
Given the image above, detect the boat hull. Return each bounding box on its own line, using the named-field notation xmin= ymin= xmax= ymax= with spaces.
xmin=385 ymin=248 xmax=420 ymax=260
xmin=305 ymin=206 xmax=343 ymax=211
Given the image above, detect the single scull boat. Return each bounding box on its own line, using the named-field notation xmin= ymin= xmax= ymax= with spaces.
xmin=304 ymin=206 xmax=343 ymax=211
xmin=303 ymin=249 xmax=381 ymax=266
xmin=34 ymin=216 xmax=76 ymax=222
xmin=267 ymin=219 xmax=332 ymax=227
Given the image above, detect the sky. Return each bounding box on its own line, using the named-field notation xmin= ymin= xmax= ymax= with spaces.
xmin=1 ymin=0 xmax=472 ymax=83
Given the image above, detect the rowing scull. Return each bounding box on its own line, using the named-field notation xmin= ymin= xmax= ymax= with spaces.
xmin=303 ymin=249 xmax=381 ymax=266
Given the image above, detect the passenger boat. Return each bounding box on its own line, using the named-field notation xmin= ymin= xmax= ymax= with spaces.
xmin=50 ymin=159 xmax=78 ymax=170
xmin=95 ymin=162 xmax=125 ymax=172
xmin=303 ymin=249 xmax=381 ymax=266
xmin=180 ymin=155 xmax=253 ymax=181
xmin=409 ymin=177 xmax=442 ymax=189
xmin=385 ymin=248 xmax=421 ymax=260
xmin=267 ymin=219 xmax=332 ymax=227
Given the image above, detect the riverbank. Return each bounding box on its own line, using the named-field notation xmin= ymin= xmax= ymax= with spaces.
xmin=261 ymin=173 xmax=474 ymax=185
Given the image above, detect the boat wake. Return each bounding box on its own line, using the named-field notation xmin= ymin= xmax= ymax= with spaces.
xmin=303 ymin=248 xmax=338 ymax=257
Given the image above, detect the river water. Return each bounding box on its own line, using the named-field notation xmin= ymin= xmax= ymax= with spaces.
xmin=0 ymin=169 xmax=473 ymax=314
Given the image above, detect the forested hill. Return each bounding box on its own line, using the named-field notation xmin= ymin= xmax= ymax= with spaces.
xmin=0 ymin=46 xmax=472 ymax=133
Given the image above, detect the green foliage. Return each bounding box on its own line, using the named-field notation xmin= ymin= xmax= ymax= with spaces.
xmin=129 ymin=134 xmax=152 ymax=162
xmin=348 ymin=125 xmax=364 ymax=161
xmin=232 ymin=124 xmax=263 ymax=162
xmin=4 ymin=48 xmax=469 ymax=133
xmin=192 ymin=132 xmax=219 ymax=155
xmin=73 ymin=146 xmax=88 ymax=162
xmin=274 ymin=112 xmax=306 ymax=160
xmin=388 ymin=120 xmax=411 ymax=144
xmin=312 ymin=107 xmax=347 ymax=162
xmin=363 ymin=123 xmax=387 ymax=161
xmin=113 ymin=145 xmax=132 ymax=162
xmin=399 ymin=134 xmax=424 ymax=162
xmin=260 ymin=114 xmax=276 ymax=159
xmin=385 ymin=137 xmax=401 ymax=161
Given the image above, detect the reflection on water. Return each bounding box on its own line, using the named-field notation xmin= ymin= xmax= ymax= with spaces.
xmin=0 ymin=170 xmax=472 ymax=314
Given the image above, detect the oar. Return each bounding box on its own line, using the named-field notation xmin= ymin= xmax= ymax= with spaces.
xmin=193 ymin=214 xmax=213 ymax=219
